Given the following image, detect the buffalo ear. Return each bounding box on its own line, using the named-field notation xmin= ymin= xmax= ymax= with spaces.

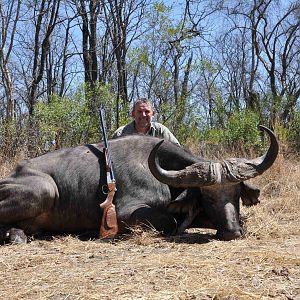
xmin=240 ymin=182 xmax=260 ymax=206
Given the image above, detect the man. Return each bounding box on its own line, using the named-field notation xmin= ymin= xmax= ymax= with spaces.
xmin=112 ymin=98 xmax=180 ymax=145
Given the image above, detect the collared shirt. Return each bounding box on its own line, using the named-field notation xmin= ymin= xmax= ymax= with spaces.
xmin=112 ymin=121 xmax=180 ymax=145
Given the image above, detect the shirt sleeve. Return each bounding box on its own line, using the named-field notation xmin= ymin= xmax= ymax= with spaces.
xmin=112 ymin=126 xmax=125 ymax=138
xmin=154 ymin=123 xmax=180 ymax=145
xmin=163 ymin=130 xmax=180 ymax=145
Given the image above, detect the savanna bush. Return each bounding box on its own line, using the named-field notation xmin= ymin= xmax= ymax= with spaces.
xmin=224 ymin=110 xmax=262 ymax=151
xmin=195 ymin=110 xmax=262 ymax=156
xmin=289 ymin=108 xmax=300 ymax=150
xmin=34 ymin=94 xmax=91 ymax=151
xmin=0 ymin=118 xmax=27 ymax=158
xmin=34 ymin=84 xmax=118 ymax=152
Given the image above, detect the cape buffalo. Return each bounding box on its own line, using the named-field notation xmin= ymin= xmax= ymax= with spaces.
xmin=0 ymin=125 xmax=278 ymax=244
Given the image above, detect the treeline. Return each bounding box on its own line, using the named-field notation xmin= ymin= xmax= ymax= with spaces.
xmin=0 ymin=0 xmax=299 ymax=158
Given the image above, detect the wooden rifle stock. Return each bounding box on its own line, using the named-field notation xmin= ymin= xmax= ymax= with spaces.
xmin=99 ymin=109 xmax=118 ymax=239
xmin=99 ymin=182 xmax=118 ymax=239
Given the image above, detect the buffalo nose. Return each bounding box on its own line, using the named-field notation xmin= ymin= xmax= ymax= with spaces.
xmin=217 ymin=228 xmax=243 ymax=241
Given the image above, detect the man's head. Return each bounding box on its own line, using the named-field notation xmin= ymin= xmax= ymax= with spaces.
xmin=132 ymin=98 xmax=155 ymax=134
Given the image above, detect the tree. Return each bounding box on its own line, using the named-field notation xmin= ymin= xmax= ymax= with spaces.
xmin=26 ymin=0 xmax=61 ymax=116
xmin=0 ymin=0 xmax=21 ymax=121
xmin=100 ymin=0 xmax=147 ymax=126
xmin=223 ymin=0 xmax=300 ymax=127
xmin=72 ymin=0 xmax=100 ymax=86
xmin=1 ymin=0 xmax=300 ymax=158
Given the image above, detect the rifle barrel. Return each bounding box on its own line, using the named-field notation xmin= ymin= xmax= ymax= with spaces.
xmin=100 ymin=108 xmax=109 ymax=149
xmin=100 ymin=108 xmax=115 ymax=182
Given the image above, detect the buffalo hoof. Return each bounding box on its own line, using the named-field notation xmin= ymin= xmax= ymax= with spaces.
xmin=6 ymin=228 xmax=28 ymax=244
xmin=216 ymin=229 xmax=243 ymax=241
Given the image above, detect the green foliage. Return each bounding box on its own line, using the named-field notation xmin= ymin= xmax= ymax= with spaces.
xmin=176 ymin=120 xmax=202 ymax=146
xmin=213 ymin=95 xmax=227 ymax=127
xmin=0 ymin=118 xmax=27 ymax=158
xmin=285 ymin=108 xmax=300 ymax=150
xmin=292 ymin=109 xmax=300 ymax=145
xmin=34 ymin=84 xmax=121 ymax=152
xmin=128 ymin=47 xmax=150 ymax=66
xmin=199 ymin=127 xmax=223 ymax=145
xmin=224 ymin=110 xmax=261 ymax=150
xmin=195 ymin=110 xmax=262 ymax=155
xmin=153 ymin=2 xmax=170 ymax=14
xmin=200 ymin=59 xmax=219 ymax=74
xmin=156 ymin=99 xmax=202 ymax=145
xmin=33 ymin=80 xmax=134 ymax=153
xmin=158 ymin=99 xmax=264 ymax=155
xmin=34 ymin=94 xmax=91 ymax=150
xmin=117 ymin=101 xmax=130 ymax=128
xmin=81 ymin=83 xmax=118 ymax=138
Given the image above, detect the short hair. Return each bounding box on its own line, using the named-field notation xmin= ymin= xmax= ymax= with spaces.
xmin=132 ymin=98 xmax=154 ymax=113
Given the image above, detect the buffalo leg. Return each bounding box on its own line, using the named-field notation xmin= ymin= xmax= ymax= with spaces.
xmin=129 ymin=207 xmax=178 ymax=235
xmin=168 ymin=191 xmax=202 ymax=234
xmin=0 ymin=227 xmax=27 ymax=244
xmin=0 ymin=176 xmax=57 ymax=243
xmin=240 ymin=182 xmax=260 ymax=206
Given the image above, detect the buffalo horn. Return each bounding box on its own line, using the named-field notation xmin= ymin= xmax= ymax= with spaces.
xmin=148 ymin=125 xmax=279 ymax=187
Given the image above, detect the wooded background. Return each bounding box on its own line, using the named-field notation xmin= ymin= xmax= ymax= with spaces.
xmin=0 ymin=0 xmax=299 ymax=157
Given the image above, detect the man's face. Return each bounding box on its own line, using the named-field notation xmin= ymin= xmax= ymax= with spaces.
xmin=132 ymin=102 xmax=154 ymax=129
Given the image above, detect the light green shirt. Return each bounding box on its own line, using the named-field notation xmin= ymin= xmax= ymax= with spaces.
xmin=112 ymin=121 xmax=180 ymax=145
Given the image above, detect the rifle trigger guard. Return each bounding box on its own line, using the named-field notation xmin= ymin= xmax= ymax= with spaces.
xmin=102 ymin=184 xmax=108 ymax=195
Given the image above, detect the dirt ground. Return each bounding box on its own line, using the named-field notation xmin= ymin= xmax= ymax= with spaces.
xmin=0 ymin=154 xmax=299 ymax=300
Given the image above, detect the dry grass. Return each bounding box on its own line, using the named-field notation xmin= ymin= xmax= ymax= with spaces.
xmin=0 ymin=152 xmax=299 ymax=300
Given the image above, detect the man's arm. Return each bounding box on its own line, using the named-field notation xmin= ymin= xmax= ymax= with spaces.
xmin=112 ymin=125 xmax=126 ymax=138
xmin=153 ymin=123 xmax=180 ymax=145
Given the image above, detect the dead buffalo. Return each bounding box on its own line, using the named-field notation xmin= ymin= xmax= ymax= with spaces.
xmin=0 ymin=125 xmax=278 ymax=243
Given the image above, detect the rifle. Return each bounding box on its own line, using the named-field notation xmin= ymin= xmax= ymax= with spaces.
xmin=99 ymin=108 xmax=118 ymax=239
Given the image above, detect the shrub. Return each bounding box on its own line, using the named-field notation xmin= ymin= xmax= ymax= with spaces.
xmin=223 ymin=110 xmax=261 ymax=152
xmin=34 ymin=94 xmax=91 ymax=151
xmin=0 ymin=118 xmax=27 ymax=158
